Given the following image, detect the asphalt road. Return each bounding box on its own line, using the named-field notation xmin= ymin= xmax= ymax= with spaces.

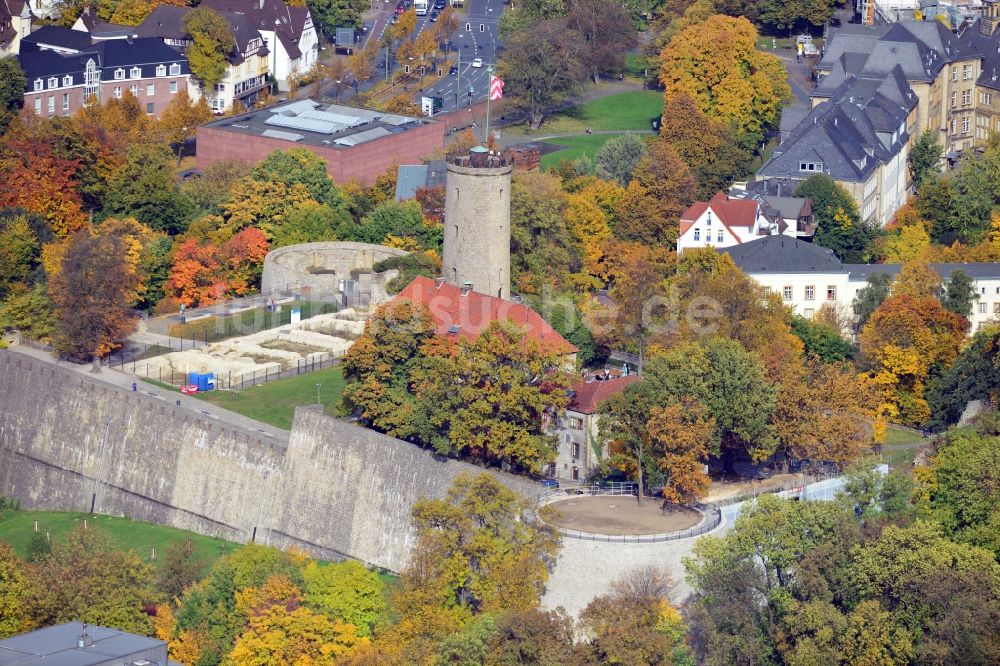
xmin=350 ymin=0 xmax=507 ymax=110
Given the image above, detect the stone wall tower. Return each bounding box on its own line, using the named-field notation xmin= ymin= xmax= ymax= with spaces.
xmin=443 ymin=147 xmax=513 ymax=299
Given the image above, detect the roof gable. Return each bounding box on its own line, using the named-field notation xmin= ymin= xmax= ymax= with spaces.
xmin=568 ymin=375 xmax=640 ymax=414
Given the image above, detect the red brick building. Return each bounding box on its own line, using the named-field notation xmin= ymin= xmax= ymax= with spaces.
xmin=195 ymin=98 xmax=446 ymax=185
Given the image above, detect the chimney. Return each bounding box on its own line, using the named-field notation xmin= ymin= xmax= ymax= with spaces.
xmin=78 ymin=622 xmax=94 ymax=649
xmin=260 ymin=0 xmax=265 ymax=9
xmin=460 ymin=281 xmax=473 ymax=295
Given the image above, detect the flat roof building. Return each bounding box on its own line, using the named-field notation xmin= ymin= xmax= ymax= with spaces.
xmin=196 ymin=98 xmax=446 ymax=185
xmin=0 ymin=622 xmax=168 ymax=666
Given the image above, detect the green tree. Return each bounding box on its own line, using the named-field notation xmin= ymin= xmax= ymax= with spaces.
xmin=373 ymin=252 xmax=440 ymax=295
xmin=302 ymin=560 xmax=387 ymax=637
xmin=790 ymin=315 xmax=853 ymax=362
xmin=0 ymin=213 xmax=40 ymax=299
xmin=343 ymin=199 xmax=440 ymax=250
xmin=269 ymin=202 xmax=349 ymax=248
xmin=486 ymin=608 xmax=579 ymax=666
xmin=758 ymin=0 xmax=837 ymax=32
xmin=509 ymin=171 xmax=577 ymax=297
xmin=926 ymin=327 xmax=1000 ymax=429
xmin=917 ymin=176 xmax=972 ymax=246
xmin=184 ymin=8 xmax=237 ymax=87
xmin=594 ymin=133 xmax=646 ymax=187
xmin=852 ymin=271 xmax=893 ymax=328
xmin=908 ymin=128 xmax=943 ymax=190
xmin=250 ymin=148 xmax=345 ymax=209
xmin=495 ymin=20 xmax=584 ymax=129
xmin=437 ymin=615 xmax=499 ymax=666
xmin=796 ymin=174 xmax=879 ymax=262
xmin=25 ymin=532 xmax=51 ymax=562
xmin=0 ymin=284 xmax=57 ymax=342
xmin=25 ymin=527 xmax=155 ymax=635
xmin=308 ymin=0 xmax=367 ymax=35
xmin=941 ymin=269 xmax=979 ymax=317
xmin=0 ymin=57 xmax=25 ymax=132
xmin=106 ymin=143 xmax=191 ymax=234
xmin=564 ymin=0 xmax=638 ymax=84
xmin=158 ymin=538 xmax=204 ymax=600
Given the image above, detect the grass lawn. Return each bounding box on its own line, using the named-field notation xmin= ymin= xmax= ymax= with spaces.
xmin=507 ymin=90 xmax=663 ymax=136
xmin=540 ymin=134 xmax=620 ymax=171
xmin=194 ymin=365 xmax=347 ymax=429
xmin=167 ymin=300 xmax=338 ymax=341
xmin=884 ymin=425 xmax=926 ymax=447
xmin=0 ymin=509 xmax=239 ymax=574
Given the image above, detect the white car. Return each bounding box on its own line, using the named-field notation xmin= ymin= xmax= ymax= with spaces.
xmin=471 ymin=58 xmax=484 ymax=68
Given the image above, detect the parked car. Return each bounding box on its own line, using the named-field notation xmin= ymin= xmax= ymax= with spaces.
xmin=394 ymin=4 xmax=405 ymax=14
xmin=429 ymin=10 xmax=438 ymax=21
xmin=471 ymin=57 xmax=484 ymax=68
xmin=449 ymin=64 xmax=459 ymax=75
xmin=541 ymin=479 xmax=559 ymax=489
xmin=434 ymin=0 xmax=445 ymax=7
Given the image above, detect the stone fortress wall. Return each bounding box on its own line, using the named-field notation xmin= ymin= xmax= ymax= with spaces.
xmin=0 ymin=352 xmax=536 ymax=571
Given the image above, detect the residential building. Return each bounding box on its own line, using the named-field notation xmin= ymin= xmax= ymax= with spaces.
xmin=18 ymin=37 xmax=191 ymax=119
xmin=0 ymin=622 xmax=167 ymax=666
xmin=19 ymin=24 xmax=90 ymax=54
xmin=133 ymin=5 xmax=269 ymax=112
xmin=391 ymin=275 xmax=577 ymax=356
xmin=201 ymin=0 xmax=318 ymax=90
xmin=0 ymin=0 xmax=31 ymax=56
xmin=678 ymin=191 xmax=814 ymax=254
xmin=549 ymin=374 xmax=639 ymax=482
xmin=196 ymin=98 xmax=445 ymax=185
xmin=722 ymin=235 xmax=1000 ymax=334
xmin=759 ymin=66 xmax=917 ymax=226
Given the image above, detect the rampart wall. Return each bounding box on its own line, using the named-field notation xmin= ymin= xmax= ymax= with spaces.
xmin=0 ymin=352 xmax=536 ymax=572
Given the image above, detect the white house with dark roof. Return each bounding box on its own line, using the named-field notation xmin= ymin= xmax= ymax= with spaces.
xmin=722 ymin=235 xmax=1000 ymax=333
xmin=201 ymin=0 xmax=318 ymax=90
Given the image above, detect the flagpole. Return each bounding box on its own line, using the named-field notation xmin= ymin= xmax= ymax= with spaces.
xmin=485 ymin=65 xmax=493 ymax=145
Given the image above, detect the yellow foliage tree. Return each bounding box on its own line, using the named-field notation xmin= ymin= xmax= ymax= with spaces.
xmin=110 ymin=0 xmax=152 ymax=26
xmin=659 ymin=14 xmax=790 ymax=136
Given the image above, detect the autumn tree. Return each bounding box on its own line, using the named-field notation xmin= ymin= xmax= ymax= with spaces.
xmin=647 ymin=398 xmax=714 ymax=504
xmin=795 ymin=174 xmax=880 ymax=262
xmin=616 ymin=139 xmax=695 ymax=247
xmin=485 ymin=608 xmax=579 ymax=666
xmin=49 ymin=229 xmax=140 ymax=361
xmin=383 ymin=93 xmax=422 ymax=116
xmin=110 ymin=0 xmax=152 ymax=25
xmin=302 ymin=560 xmax=387 ymax=637
xmin=222 ymin=178 xmax=317 ymax=241
xmin=564 ymin=0 xmax=638 ymax=83
xmin=165 ymin=226 xmax=268 ymax=307
xmin=106 ymin=143 xmax=191 ymax=234
xmin=185 ymin=8 xmax=236 ymax=87
xmin=660 ymin=14 xmax=789 ymax=137
xmin=158 ymin=538 xmax=204 ymax=600
xmin=496 ymin=20 xmax=584 ymax=129
xmin=0 ymin=542 xmax=31 ymax=639
xmin=909 ymin=128 xmax=943 ymax=190
xmin=158 ymin=91 xmax=212 ymax=163
xmin=852 ymin=271 xmax=894 ymax=328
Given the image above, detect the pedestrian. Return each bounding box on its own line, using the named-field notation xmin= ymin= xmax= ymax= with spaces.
xmin=131 ymin=382 xmax=137 ymax=392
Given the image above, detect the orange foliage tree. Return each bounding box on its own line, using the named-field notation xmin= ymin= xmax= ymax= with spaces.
xmin=165 ymin=227 xmax=268 ymax=307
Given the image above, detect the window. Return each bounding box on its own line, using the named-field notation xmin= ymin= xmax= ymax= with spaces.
xmin=33 ymin=79 xmax=42 ymax=92
xmin=964 ymin=64 xmax=972 ymax=80
xmin=170 ymin=81 xmax=177 ymax=94
xmin=146 ymin=102 xmax=154 ymax=114
xmin=951 ymin=119 xmax=957 ymax=135
xmin=983 ymin=92 xmax=992 ymax=105
xmin=62 ymin=93 xmax=68 ymax=111
xmin=567 ymin=417 xmax=582 ymax=429
xmin=693 ymin=228 xmax=700 ymax=241
xmin=783 ymin=286 xmax=793 ymax=301
xmin=130 ymin=85 xmax=138 ymax=96
xmin=963 ymin=89 xmax=972 ymax=106
xmin=62 ymin=75 xmax=72 ymax=87
xmin=979 ymin=302 xmax=988 ymax=314
xmin=146 ymin=84 xmax=154 ymax=95
xmin=33 ymin=97 xmax=40 ymax=113
xmin=169 ymin=63 xmax=181 ymax=76
xmin=47 ymin=96 xmax=54 ymax=113
xmin=799 ymin=162 xmax=823 ymax=172
xmin=951 ymin=92 xmax=957 ymax=108
xmin=84 ymin=59 xmax=99 ymax=99
xmin=571 ymin=442 xmax=579 ymax=460
xmin=994 ymin=303 xmax=1000 ymax=313
xmin=827 ymin=286 xmax=837 ymax=300
xmin=804 ymin=308 xmax=815 ymax=318
xmin=963 ymin=116 xmax=971 ymax=134
xmin=47 ymin=77 xmax=57 ymax=89
xmin=716 ymin=230 xmax=724 ymax=243
xmin=129 ymin=66 xmax=140 ymax=79
xmin=952 ymin=66 xmax=958 ymax=81
xmin=114 ymin=86 xmax=122 ymax=99
xmin=805 ymin=286 xmax=816 ymax=300
xmin=156 ymin=64 xmax=166 ymax=77
xmin=114 ymin=68 xmax=125 ymax=80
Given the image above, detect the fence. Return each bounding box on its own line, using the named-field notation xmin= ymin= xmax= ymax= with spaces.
xmin=548 ymin=504 xmax=723 ymax=544
xmin=127 ymin=354 xmax=341 ymax=392
xmin=538 ymin=482 xmax=638 ymax=507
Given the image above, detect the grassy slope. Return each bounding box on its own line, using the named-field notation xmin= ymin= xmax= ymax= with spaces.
xmin=540 ymin=134 xmax=619 ymax=171
xmin=167 ymin=301 xmax=337 ymax=341
xmin=507 ymin=90 xmax=663 ymax=136
xmin=0 ymin=509 xmax=239 ymax=574
xmin=193 ymin=365 xmax=347 ymax=430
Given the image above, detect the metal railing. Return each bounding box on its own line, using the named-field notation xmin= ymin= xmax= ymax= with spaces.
xmin=547 ymin=504 xmax=723 ymax=544
xmin=128 ymin=354 xmax=340 ymax=392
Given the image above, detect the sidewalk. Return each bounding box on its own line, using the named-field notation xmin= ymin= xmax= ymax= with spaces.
xmin=7 ymin=346 xmax=288 ymax=443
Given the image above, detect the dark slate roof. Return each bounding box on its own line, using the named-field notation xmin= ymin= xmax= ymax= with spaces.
xmin=846 ymin=262 xmax=1000 ymax=282
xmin=202 ymin=0 xmax=311 ymax=60
xmin=21 ymin=25 xmax=93 ymax=52
xmin=135 ymin=5 xmax=266 ymax=64
xmin=721 ymin=236 xmax=846 ymax=274
xmin=0 ymin=622 xmax=167 ymax=666
xmin=17 ymin=48 xmax=83 ymax=83
xmin=761 ymin=195 xmax=809 ymax=220
xmin=81 ymin=37 xmax=186 ymax=70
xmin=395 ymin=165 xmax=428 ymax=201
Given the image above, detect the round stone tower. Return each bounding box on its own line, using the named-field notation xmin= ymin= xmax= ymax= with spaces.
xmin=443 ymin=146 xmax=513 ymax=300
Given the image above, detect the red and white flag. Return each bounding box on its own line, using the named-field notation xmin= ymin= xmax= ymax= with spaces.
xmin=489 ymin=75 xmax=504 ymax=101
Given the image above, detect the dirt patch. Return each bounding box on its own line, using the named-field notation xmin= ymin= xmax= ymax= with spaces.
xmin=542 ymin=496 xmax=702 ymax=535
xmin=259 ymin=340 xmax=330 ymax=356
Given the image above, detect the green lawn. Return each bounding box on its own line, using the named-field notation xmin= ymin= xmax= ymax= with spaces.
xmin=540 ymin=134 xmax=620 ymax=171
xmin=884 ymin=425 xmax=926 ymax=447
xmin=0 ymin=509 xmax=239 ymax=574
xmin=507 ymin=90 xmax=663 ymax=135
xmin=194 ymin=365 xmax=347 ymax=429
xmin=167 ymin=300 xmax=338 ymax=341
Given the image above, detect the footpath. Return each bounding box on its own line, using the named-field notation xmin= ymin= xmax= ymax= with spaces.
xmin=6 ymin=346 xmax=287 ymax=443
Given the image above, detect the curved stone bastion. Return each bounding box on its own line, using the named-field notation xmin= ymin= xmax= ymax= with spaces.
xmin=538 ymin=493 xmax=724 ymax=618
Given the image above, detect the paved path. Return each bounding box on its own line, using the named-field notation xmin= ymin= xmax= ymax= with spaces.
xmin=7 ymin=346 xmax=288 ymax=442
